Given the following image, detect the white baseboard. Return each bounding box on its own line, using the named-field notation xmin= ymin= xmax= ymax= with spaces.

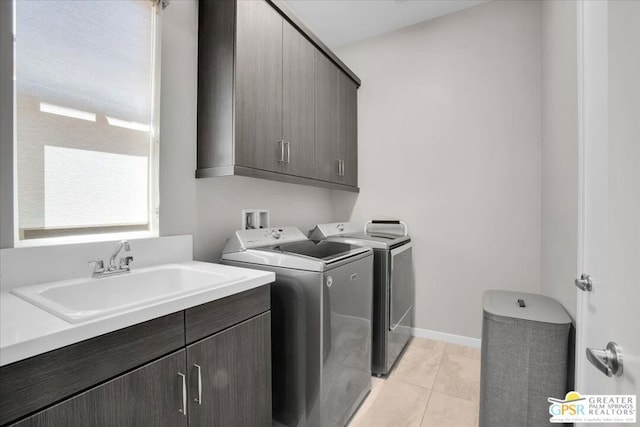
xmin=412 ymin=327 xmax=481 ymax=348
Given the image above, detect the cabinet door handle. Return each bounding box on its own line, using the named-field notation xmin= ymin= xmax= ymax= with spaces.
xmin=341 ymin=160 xmax=345 ymax=176
xmin=277 ymin=140 xmax=285 ymax=162
xmin=335 ymin=159 xmax=341 ymax=176
xmin=193 ymin=364 xmax=203 ymax=404
xmin=178 ymin=372 xmax=187 ymax=416
xmin=284 ymin=141 xmax=290 ymax=163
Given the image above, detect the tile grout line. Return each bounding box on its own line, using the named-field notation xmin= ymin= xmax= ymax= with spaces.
xmin=442 ymin=352 xmax=482 ymax=363
xmin=418 ymin=349 xmax=447 ymax=426
xmin=433 ymin=388 xmax=480 ymax=405
xmin=419 ymin=388 xmax=434 ymax=426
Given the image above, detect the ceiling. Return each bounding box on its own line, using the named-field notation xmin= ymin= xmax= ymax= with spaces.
xmin=282 ymin=0 xmax=489 ymax=49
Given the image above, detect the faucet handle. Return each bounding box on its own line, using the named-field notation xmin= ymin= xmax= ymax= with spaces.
xmin=120 ymin=256 xmax=134 ymax=270
xmin=89 ymin=260 xmax=105 ymax=274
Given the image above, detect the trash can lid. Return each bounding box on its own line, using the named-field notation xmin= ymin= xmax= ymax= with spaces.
xmin=483 ymin=290 xmax=571 ymax=324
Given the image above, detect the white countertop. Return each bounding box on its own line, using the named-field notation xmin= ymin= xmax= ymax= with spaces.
xmin=0 ymin=261 xmax=274 ymax=366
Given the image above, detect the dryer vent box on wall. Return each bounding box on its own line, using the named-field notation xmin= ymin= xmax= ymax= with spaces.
xmin=479 ymin=290 xmax=571 ymax=427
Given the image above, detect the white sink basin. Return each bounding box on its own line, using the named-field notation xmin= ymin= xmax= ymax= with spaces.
xmin=11 ymin=264 xmax=246 ymax=323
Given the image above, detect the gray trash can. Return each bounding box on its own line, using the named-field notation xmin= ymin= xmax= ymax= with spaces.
xmin=479 ymin=290 xmax=571 ymax=427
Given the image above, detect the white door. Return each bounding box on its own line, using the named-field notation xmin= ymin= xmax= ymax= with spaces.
xmin=575 ymin=0 xmax=640 ymax=421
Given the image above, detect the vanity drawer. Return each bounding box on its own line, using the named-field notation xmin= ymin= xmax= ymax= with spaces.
xmin=0 ymin=312 xmax=184 ymax=426
xmin=185 ymin=284 xmax=270 ymax=344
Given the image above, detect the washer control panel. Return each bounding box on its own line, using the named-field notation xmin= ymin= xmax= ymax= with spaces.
xmin=234 ymin=227 xmax=307 ymax=249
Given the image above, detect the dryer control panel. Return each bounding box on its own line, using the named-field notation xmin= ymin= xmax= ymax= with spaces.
xmin=309 ymin=222 xmax=361 ymax=239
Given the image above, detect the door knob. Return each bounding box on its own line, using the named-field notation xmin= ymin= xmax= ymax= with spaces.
xmin=586 ymin=342 xmax=623 ymax=377
xmin=575 ymin=273 xmax=593 ymax=292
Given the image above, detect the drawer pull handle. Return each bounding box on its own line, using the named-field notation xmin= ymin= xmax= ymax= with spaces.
xmin=194 ymin=364 xmax=203 ymax=404
xmin=284 ymin=141 xmax=290 ymax=163
xmin=178 ymin=372 xmax=187 ymax=416
xmin=278 ymin=140 xmax=285 ymax=162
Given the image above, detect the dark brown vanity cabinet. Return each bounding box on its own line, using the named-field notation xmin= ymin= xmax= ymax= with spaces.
xmin=187 ymin=312 xmax=271 ymax=426
xmin=197 ymin=0 xmax=360 ymax=192
xmin=10 ymin=350 xmax=189 ymax=427
xmin=3 ymin=286 xmax=271 ymax=427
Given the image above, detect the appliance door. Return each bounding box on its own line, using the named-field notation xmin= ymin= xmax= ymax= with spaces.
xmin=321 ymin=255 xmax=373 ymax=427
xmin=389 ymin=243 xmax=414 ymax=331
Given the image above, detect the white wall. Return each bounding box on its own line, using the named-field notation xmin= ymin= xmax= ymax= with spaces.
xmin=333 ymin=0 xmax=542 ymax=339
xmin=159 ymin=0 xmax=335 ymax=262
xmin=540 ymin=0 xmax=579 ymax=320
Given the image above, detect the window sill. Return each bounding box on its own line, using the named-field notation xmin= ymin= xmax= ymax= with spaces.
xmin=14 ymin=230 xmax=159 ymax=249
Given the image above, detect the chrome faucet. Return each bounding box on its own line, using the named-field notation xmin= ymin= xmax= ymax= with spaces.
xmin=89 ymin=240 xmax=134 ymax=278
xmin=109 ymin=240 xmax=131 ymax=271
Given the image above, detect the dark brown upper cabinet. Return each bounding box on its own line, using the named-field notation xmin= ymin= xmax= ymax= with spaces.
xmin=314 ymin=51 xmax=339 ymax=183
xmin=234 ymin=0 xmax=283 ymax=174
xmin=282 ymin=20 xmax=316 ymax=179
xmin=314 ymin=54 xmax=358 ymax=187
xmin=196 ymin=0 xmax=360 ymax=192
xmin=338 ymin=70 xmax=358 ymax=187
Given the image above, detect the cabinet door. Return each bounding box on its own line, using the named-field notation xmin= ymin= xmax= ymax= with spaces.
xmin=282 ymin=21 xmax=316 ymax=178
xmin=187 ymin=312 xmax=271 ymax=427
xmin=11 ymin=350 xmax=188 ymax=427
xmin=235 ymin=0 xmax=283 ymax=172
xmin=338 ymin=71 xmax=358 ymax=187
xmin=314 ymin=51 xmax=340 ymax=182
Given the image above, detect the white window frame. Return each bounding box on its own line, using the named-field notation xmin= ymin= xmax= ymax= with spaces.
xmin=12 ymin=0 xmax=161 ymax=248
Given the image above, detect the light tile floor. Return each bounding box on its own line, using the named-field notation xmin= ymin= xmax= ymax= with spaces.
xmin=348 ymin=338 xmax=481 ymax=427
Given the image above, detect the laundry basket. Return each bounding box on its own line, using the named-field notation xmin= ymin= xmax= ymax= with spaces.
xmin=479 ymin=290 xmax=571 ymax=427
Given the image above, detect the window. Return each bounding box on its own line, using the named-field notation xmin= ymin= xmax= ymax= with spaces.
xmin=14 ymin=0 xmax=160 ymax=245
